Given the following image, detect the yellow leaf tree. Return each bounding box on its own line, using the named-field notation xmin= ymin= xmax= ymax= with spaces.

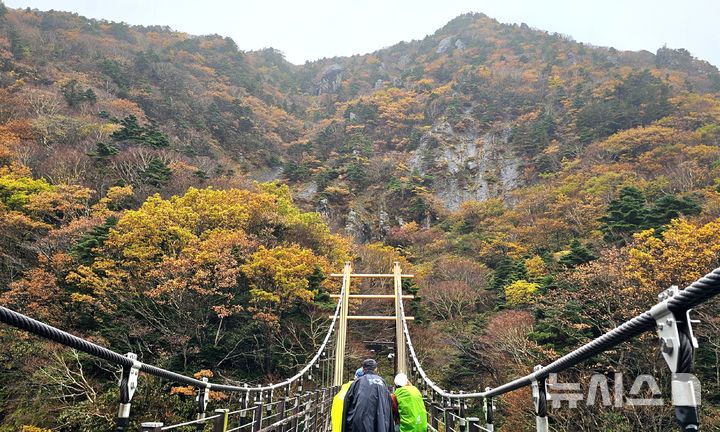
xmin=505 ymin=279 xmax=539 ymax=306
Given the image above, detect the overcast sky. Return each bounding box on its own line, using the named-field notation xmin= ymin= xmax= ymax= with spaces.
xmin=4 ymin=0 xmax=719 ymax=67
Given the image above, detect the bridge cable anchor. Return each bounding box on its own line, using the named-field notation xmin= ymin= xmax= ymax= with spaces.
xmin=531 ymin=365 xmax=549 ymax=432
xmin=650 ymin=285 xmax=701 ymax=431
xmin=116 ymin=352 xmax=141 ymax=432
xmin=483 ymin=387 xmax=495 ymax=432
xmin=195 ymin=377 xmax=211 ymax=431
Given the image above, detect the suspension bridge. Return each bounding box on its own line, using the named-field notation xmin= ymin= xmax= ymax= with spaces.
xmin=1 ymin=262 xmax=718 ymax=431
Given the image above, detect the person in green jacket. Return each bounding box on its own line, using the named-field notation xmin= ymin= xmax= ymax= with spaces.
xmin=392 ymin=373 xmax=428 ymax=432
xmin=332 ymin=368 xmax=364 ymax=432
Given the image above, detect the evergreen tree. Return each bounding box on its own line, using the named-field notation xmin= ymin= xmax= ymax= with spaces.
xmin=577 ymin=70 xmax=671 ymax=142
xmin=83 ymin=88 xmax=97 ymax=105
xmin=111 ymin=115 xmax=143 ymax=141
xmin=559 ymin=239 xmax=598 ymax=268
xmin=71 ymin=216 xmax=118 ymax=264
xmin=142 ymin=125 xmax=170 ymax=148
xmin=600 ymin=186 xmax=649 ymax=243
xmin=61 ymin=80 xmax=97 ymax=107
xmin=87 ymin=142 xmax=119 ymax=159
xmin=509 ymin=110 xmax=554 ymax=156
xmin=647 ymin=194 xmax=701 ymax=227
xmin=111 ymin=115 xmax=170 ymax=148
xmin=8 ymin=28 xmax=24 ymax=60
xmin=601 ymin=188 xmax=702 ymax=243
xmin=100 ymin=58 xmax=131 ymax=93
xmin=489 ymin=256 xmax=528 ymax=292
xmin=345 ymin=158 xmax=369 ymax=189
xmin=617 ymin=69 xmax=671 ymax=125
xmin=308 ymin=265 xmax=329 ymax=302
xmin=142 ymin=158 xmax=172 ymax=187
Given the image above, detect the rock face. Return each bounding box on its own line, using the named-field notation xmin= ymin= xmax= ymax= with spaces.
xmin=253 ymin=166 xmax=284 ymax=182
xmin=436 ymin=37 xmax=465 ymax=55
xmin=344 ymin=209 xmax=371 ymax=243
xmin=317 ymin=64 xmax=344 ymax=94
xmin=378 ymin=210 xmax=390 ymax=237
xmin=295 ymin=181 xmax=318 ymax=201
xmin=566 ymin=51 xmax=577 ymax=65
xmin=436 ymin=37 xmax=454 ymax=54
xmin=317 ymin=197 xmax=330 ymax=219
xmin=410 ymin=120 xmax=521 ymax=211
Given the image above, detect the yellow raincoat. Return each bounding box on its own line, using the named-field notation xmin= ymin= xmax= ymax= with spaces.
xmin=331 ymin=381 xmax=353 ymax=432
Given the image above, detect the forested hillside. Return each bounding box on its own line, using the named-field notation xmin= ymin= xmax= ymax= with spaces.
xmin=2 ymin=2 xmax=720 ymax=430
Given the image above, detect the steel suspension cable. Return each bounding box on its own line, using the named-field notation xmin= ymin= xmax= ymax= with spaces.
xmin=0 ymin=277 xmax=346 ymax=394
xmin=398 ymin=266 xmax=720 ymax=399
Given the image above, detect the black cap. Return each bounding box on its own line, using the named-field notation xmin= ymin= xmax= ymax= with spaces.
xmin=362 ymin=358 xmax=378 ymax=370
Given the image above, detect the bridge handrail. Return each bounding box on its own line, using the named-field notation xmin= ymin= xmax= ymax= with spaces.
xmin=0 ymin=279 xmax=345 ymax=393
xmin=398 ymin=287 xmax=483 ymax=398
xmin=400 ymin=266 xmax=720 ymax=400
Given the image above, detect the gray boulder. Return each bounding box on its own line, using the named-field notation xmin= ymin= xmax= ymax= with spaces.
xmin=317 ymin=64 xmax=344 ymax=94
xmin=436 ymin=37 xmax=453 ymax=54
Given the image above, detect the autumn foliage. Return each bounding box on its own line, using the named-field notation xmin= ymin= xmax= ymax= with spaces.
xmin=1 ymin=4 xmax=720 ymax=431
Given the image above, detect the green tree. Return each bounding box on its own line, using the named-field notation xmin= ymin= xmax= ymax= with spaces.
xmin=577 ymin=70 xmax=671 ymax=142
xmin=559 ymin=239 xmax=598 ymax=268
xmin=141 ymin=124 xmax=170 ymax=148
xmin=509 ymin=111 xmax=554 ymax=157
xmin=489 ymin=256 xmax=528 ymax=292
xmin=600 ymin=186 xmax=649 ymax=243
xmin=111 ymin=115 xmax=143 ymax=141
xmin=87 ymin=142 xmax=119 ymax=159
xmin=601 ymin=188 xmax=702 ymax=243
xmin=71 ymin=216 xmax=118 ymax=264
xmin=141 ymin=158 xmax=172 ymax=187
xmin=100 ymin=58 xmax=131 ymax=93
xmin=60 ymin=80 xmax=96 ymax=108
xmin=345 ymin=157 xmax=369 ymax=189
xmin=8 ymin=28 xmax=25 ymax=60
xmin=646 ymin=194 xmax=701 ymax=228
xmin=83 ymin=88 xmax=97 ymax=105
xmin=111 ymin=115 xmax=170 ymax=148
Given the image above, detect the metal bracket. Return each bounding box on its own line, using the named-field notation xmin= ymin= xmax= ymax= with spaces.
xmin=651 ymin=285 xmax=702 ymax=430
xmin=194 ymin=377 xmax=211 ymax=431
xmin=197 ymin=377 xmax=211 ymax=417
xmin=651 ymin=286 xmax=699 ymax=373
xmin=531 ymin=365 xmax=549 ymax=432
xmin=483 ymin=387 xmax=495 ymax=432
xmin=118 ymin=352 xmax=141 ymax=418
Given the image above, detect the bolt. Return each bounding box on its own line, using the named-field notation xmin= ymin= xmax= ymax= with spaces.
xmin=661 ymin=338 xmax=674 ymax=354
